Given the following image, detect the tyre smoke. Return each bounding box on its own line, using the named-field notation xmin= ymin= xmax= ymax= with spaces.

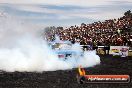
xmin=0 ymin=13 xmax=100 ymax=72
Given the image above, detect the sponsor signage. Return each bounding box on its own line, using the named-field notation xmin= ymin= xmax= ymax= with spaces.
xmin=109 ymin=46 xmax=129 ymax=57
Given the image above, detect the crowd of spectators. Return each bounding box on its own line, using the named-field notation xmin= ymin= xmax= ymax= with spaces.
xmin=44 ymin=11 xmax=132 ymax=47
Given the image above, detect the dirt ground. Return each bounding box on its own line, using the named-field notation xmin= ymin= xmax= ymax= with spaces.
xmin=0 ymin=55 xmax=132 ymax=88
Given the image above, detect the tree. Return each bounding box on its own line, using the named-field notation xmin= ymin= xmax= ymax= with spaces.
xmin=124 ymin=10 xmax=132 ymax=17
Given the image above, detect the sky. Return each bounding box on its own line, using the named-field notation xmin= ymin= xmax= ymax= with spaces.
xmin=0 ymin=0 xmax=132 ymax=27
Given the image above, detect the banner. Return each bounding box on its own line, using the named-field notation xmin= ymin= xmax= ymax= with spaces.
xmin=109 ymin=46 xmax=129 ymax=57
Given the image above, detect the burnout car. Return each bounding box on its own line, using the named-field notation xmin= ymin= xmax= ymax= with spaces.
xmin=49 ymin=41 xmax=83 ymax=60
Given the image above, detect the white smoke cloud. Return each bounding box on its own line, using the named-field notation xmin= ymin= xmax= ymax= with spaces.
xmin=0 ymin=12 xmax=100 ymax=72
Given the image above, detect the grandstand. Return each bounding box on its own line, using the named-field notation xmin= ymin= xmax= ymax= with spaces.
xmin=44 ymin=11 xmax=132 ymax=47
xmin=44 ymin=11 xmax=132 ymax=56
